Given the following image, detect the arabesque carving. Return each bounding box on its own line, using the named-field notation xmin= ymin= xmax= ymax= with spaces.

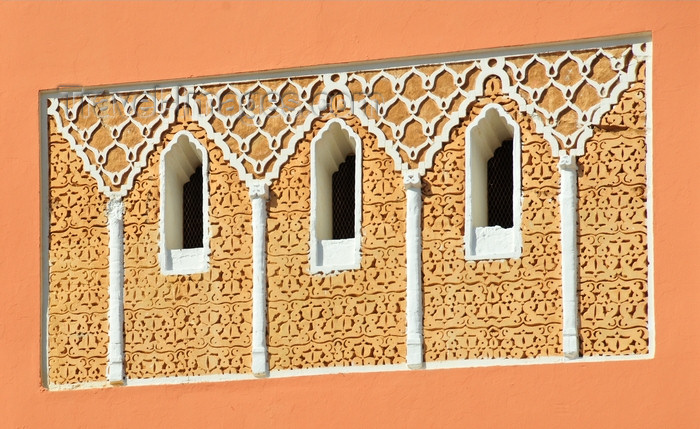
xmin=122 ymin=123 xmax=253 ymax=379
xmin=47 ymin=118 xmax=110 ymax=384
xmin=423 ymin=96 xmax=563 ymax=360
xmin=578 ymin=73 xmax=649 ymax=355
xmin=45 ymin=41 xmax=651 ymax=386
xmin=266 ymin=113 xmax=407 ymax=369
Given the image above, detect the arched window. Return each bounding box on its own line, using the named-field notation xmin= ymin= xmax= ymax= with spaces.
xmin=464 ymin=104 xmax=521 ymax=260
xmin=310 ymin=119 xmax=362 ymax=273
xmin=160 ymin=131 xmax=209 ymax=274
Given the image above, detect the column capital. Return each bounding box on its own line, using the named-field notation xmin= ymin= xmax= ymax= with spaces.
xmin=248 ymin=181 xmax=269 ymax=200
xmin=558 ymin=153 xmax=577 ymax=171
xmin=106 ymin=196 xmax=124 ymax=217
xmin=403 ymin=170 xmax=422 ymax=189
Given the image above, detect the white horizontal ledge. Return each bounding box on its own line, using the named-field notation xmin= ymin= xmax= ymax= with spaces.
xmin=162 ymin=247 xmax=208 ymax=275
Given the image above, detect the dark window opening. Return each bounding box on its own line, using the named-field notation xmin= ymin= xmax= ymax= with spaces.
xmin=182 ymin=165 xmax=203 ymax=248
xmin=487 ymin=139 xmax=513 ymax=228
xmin=332 ymin=155 xmax=355 ymax=239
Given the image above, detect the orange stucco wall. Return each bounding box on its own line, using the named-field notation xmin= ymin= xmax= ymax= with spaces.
xmin=0 ymin=1 xmax=698 ymax=427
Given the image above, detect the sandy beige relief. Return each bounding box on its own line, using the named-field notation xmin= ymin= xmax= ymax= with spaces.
xmin=45 ymin=43 xmax=650 ymax=384
xmin=122 ymin=119 xmax=253 ymax=379
xmin=423 ymin=92 xmax=563 ymax=361
xmin=577 ymin=62 xmax=649 ymax=356
xmin=267 ymin=112 xmax=407 ymax=370
xmin=48 ymin=117 xmax=110 ymax=384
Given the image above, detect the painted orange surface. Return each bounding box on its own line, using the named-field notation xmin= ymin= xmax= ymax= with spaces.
xmin=0 ymin=1 xmax=698 ymax=427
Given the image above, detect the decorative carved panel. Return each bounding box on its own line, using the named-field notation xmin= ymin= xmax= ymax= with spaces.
xmin=267 ymin=113 xmax=407 ymax=369
xmin=47 ymin=118 xmax=110 ymax=384
xmin=578 ymin=63 xmax=649 ymax=355
xmin=423 ymin=97 xmax=563 ymax=360
xmin=122 ymin=123 xmax=253 ymax=379
xmin=44 ymin=40 xmax=651 ymax=386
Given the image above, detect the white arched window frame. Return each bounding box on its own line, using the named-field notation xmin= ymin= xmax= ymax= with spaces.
xmin=159 ymin=130 xmax=210 ymax=275
xmin=310 ymin=118 xmax=363 ymax=274
xmin=464 ymin=104 xmax=522 ymax=260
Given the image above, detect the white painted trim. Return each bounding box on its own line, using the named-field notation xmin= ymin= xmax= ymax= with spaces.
xmin=159 ymin=130 xmax=210 ymax=275
xmin=639 ymin=41 xmax=656 ymax=357
xmin=558 ymin=155 xmax=580 ymax=359
xmin=249 ymin=181 xmax=269 ymax=377
xmin=106 ymin=197 xmax=125 ymax=384
xmin=163 ymin=248 xmax=208 ymax=275
xmin=40 ymin=95 xmax=50 ymax=387
xmin=309 ymin=118 xmax=363 ymax=274
xmin=47 ymin=352 xmax=654 ymax=391
xmin=46 ymin=89 xmax=180 ymax=198
xmin=41 ymin=35 xmax=656 ymax=388
xmin=45 ymin=37 xmax=649 ymax=201
xmin=404 ymin=171 xmax=423 ymax=369
xmin=463 ymin=104 xmax=522 ymax=261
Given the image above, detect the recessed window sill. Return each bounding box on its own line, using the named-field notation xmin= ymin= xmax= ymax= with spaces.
xmin=465 ymin=226 xmax=521 ymax=261
xmin=162 ymin=247 xmax=208 ymax=275
xmin=311 ymin=238 xmax=360 ymax=274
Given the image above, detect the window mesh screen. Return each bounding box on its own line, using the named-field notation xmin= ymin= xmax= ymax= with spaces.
xmin=183 ymin=165 xmax=203 ymax=249
xmin=487 ymin=139 xmax=513 ymax=228
xmin=332 ymin=155 xmax=355 ymax=239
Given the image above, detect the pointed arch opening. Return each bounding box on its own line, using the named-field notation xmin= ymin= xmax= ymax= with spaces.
xmin=464 ymin=104 xmax=522 ymax=260
xmin=310 ymin=119 xmax=363 ymax=273
xmin=160 ymin=131 xmax=209 ymax=274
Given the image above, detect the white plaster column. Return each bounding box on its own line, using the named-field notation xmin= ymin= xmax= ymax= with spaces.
xmin=249 ymin=181 xmax=270 ymax=377
xmin=404 ymin=171 xmax=424 ymax=369
xmin=558 ymin=154 xmax=580 ymax=359
xmin=106 ymin=197 xmax=125 ymax=384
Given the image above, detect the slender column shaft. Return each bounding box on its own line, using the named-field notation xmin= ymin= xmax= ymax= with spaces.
xmin=404 ymin=171 xmax=423 ymax=369
xmin=558 ymin=155 xmax=580 ymax=359
xmin=250 ymin=182 xmax=270 ymax=377
xmin=107 ymin=197 xmax=125 ymax=384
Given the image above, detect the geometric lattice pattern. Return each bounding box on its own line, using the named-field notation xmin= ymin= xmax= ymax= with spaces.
xmin=45 ymin=41 xmax=650 ymax=385
xmin=47 ymin=43 xmax=648 ymax=197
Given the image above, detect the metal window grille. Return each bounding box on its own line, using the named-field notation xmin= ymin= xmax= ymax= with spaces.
xmin=182 ymin=165 xmax=203 ymax=249
xmin=332 ymin=155 xmax=355 ymax=239
xmin=487 ymin=139 xmax=513 ymax=228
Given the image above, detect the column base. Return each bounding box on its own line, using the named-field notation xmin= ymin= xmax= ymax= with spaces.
xmin=252 ymin=348 xmax=269 ymax=378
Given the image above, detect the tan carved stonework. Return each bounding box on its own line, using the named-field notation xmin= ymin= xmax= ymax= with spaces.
xmin=122 ymin=123 xmax=253 ymax=379
xmin=48 ymin=118 xmax=110 ymax=383
xmin=45 ymin=41 xmax=651 ymax=386
xmin=578 ymin=63 xmax=649 ymax=355
xmin=267 ymin=112 xmax=407 ymax=369
xmin=423 ymin=95 xmax=563 ymax=360
xmin=48 ymin=43 xmax=646 ymax=195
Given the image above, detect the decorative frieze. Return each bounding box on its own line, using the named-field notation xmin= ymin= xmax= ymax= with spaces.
xmin=44 ymin=38 xmax=651 ymax=388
